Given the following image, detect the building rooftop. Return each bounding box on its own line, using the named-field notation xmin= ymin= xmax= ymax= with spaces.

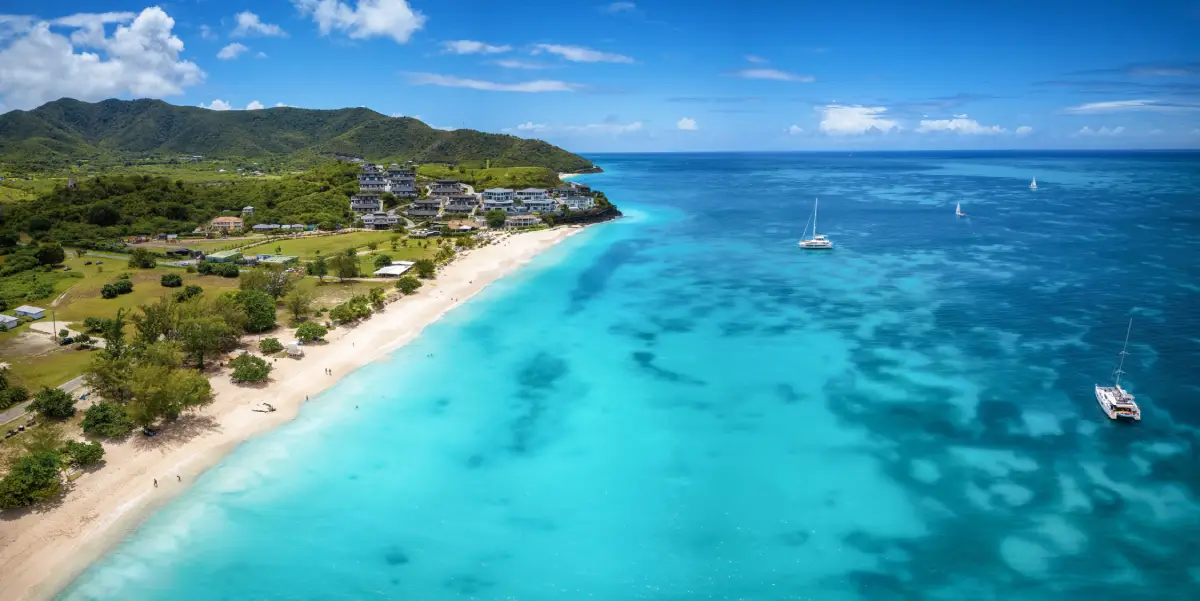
xmin=212 ymin=216 xmax=243 ymax=223
xmin=15 ymin=305 xmax=44 ymax=313
xmin=208 ymin=250 xmax=242 ymax=259
xmin=484 ymin=188 xmax=513 ymax=193
xmin=373 ymin=261 xmax=415 ymax=277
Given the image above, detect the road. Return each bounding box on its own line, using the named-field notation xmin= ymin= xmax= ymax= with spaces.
xmin=0 ymin=375 xmax=87 ymax=428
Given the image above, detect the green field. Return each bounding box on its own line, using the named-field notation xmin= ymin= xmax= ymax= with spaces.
xmin=51 ymin=259 xmax=241 ymax=324
xmin=0 ymin=184 xmax=34 ymax=202
xmin=417 ymin=164 xmax=560 ymax=189
xmin=133 ymin=235 xmax=269 ymax=254
xmin=266 ymin=231 xmax=402 ymax=259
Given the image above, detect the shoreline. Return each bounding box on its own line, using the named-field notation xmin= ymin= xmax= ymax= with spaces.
xmin=0 ymin=226 xmax=585 ymax=601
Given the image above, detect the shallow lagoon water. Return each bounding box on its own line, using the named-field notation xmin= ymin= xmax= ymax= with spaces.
xmin=61 ymin=152 xmax=1200 ymax=600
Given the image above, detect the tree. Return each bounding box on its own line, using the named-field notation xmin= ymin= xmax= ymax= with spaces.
xmin=174 ymin=284 xmax=203 ymax=302
xmin=34 ymin=242 xmax=65 ymax=265
xmin=160 ymin=273 xmax=182 ymax=287
xmin=329 ymin=253 xmax=359 ymax=282
xmin=128 ymin=248 xmax=157 ymax=268
xmin=240 ymin=265 xmax=296 ymax=299
xmin=283 ymin=287 xmax=315 ymax=322
xmin=369 ymin=286 xmax=386 ymax=309
xmin=84 ymin=353 xmax=135 ymax=403
xmin=180 ymin=316 xmax=233 ymax=369
xmin=30 ymin=387 xmax=76 ymax=420
xmin=0 ymin=386 xmax=29 ymax=411
xmin=259 ymin=338 xmax=284 ymax=354
xmin=236 ymin=290 xmax=276 ymax=333
xmin=395 ymin=276 xmax=422 ymax=295
xmin=295 ymin=321 xmax=327 ymax=342
xmin=367 ymin=240 xmax=379 ymax=251
xmin=373 ymin=253 xmax=394 ymax=270
xmin=133 ymin=297 xmax=181 ymax=345
xmin=62 ymin=440 xmax=105 ymax=468
xmin=101 ymin=308 xmax=128 ymax=357
xmin=414 ymin=259 xmax=436 ymax=279
xmin=126 ymin=365 xmax=214 ymax=427
xmin=82 ymin=401 xmax=135 ymax=438
xmin=230 ymin=353 xmax=272 ymax=383
xmin=306 ymin=256 xmax=328 ymax=282
xmin=135 ymin=340 xmax=183 ymax=368
xmin=0 ymin=450 xmax=63 ymax=509
xmin=485 ymin=209 xmax=507 ymax=229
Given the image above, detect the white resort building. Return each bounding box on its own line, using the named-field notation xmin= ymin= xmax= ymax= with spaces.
xmin=351 ymin=193 xmax=383 ymax=214
xmin=482 ymin=188 xmax=518 ymax=214
xmin=358 ymin=171 xmax=386 ymax=192
xmin=408 ymin=197 xmax=443 ymax=217
xmin=522 ymin=197 xmax=557 ymax=214
xmin=385 ymin=168 xmax=417 ymax=198
xmin=445 ymin=194 xmax=480 ymax=214
xmin=564 ymin=195 xmax=596 ymax=211
xmin=361 ymin=212 xmax=400 ymax=230
xmin=514 ymin=188 xmax=548 ymax=202
xmin=430 ymin=179 xmax=464 ymax=197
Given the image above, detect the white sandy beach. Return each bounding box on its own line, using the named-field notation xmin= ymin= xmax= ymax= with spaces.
xmin=0 ymin=227 xmax=583 ymax=601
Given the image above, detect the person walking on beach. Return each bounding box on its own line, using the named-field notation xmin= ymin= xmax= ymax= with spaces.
xmin=177 ymin=475 xmax=181 ymax=482
xmin=153 ymin=479 xmax=158 ymax=488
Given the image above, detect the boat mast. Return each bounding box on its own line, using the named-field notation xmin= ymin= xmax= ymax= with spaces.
xmin=1114 ymin=318 xmax=1132 ymax=387
xmin=813 ymin=198 xmax=818 ymax=237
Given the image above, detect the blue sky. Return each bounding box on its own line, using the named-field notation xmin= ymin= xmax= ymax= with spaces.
xmin=1 ymin=0 xmax=1198 ymax=152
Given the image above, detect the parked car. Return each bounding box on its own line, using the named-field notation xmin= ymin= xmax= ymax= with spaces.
xmin=59 ymin=337 xmax=74 ymax=345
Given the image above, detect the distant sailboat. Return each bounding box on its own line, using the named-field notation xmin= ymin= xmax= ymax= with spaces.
xmin=1094 ymin=318 xmax=1141 ymax=421
xmin=798 ymin=198 xmax=833 ymax=250
xmin=955 ymin=202 xmax=966 ymax=217
xmin=1029 ymin=177 xmax=1038 ymax=190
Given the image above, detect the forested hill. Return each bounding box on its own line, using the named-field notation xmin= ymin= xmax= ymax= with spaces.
xmin=0 ymin=98 xmax=595 ymax=172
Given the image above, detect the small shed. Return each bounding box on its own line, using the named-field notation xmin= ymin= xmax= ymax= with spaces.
xmin=373 ymin=261 xmax=415 ymax=277
xmin=0 ymin=314 xmax=19 ymax=330
xmin=285 ymin=341 xmax=305 ymax=357
xmin=207 ymin=250 xmax=242 ymax=263
xmin=14 ymin=305 xmax=45 ymax=320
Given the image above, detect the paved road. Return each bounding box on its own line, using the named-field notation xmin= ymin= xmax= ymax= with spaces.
xmin=0 ymin=375 xmax=88 ymax=428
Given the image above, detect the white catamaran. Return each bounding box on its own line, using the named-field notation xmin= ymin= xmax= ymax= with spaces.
xmin=955 ymin=202 xmax=966 ymax=217
xmin=1029 ymin=177 xmax=1038 ymax=190
xmin=1094 ymin=318 xmax=1141 ymax=421
xmin=798 ymin=198 xmax=833 ymax=250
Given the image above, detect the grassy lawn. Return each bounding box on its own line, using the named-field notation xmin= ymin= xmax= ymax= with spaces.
xmin=416 ymin=164 xmax=559 ymax=188
xmin=0 ymin=184 xmax=35 ymax=202
xmin=132 ymin=236 xmax=269 ymax=254
xmin=0 ymin=323 xmax=97 ymax=391
xmin=356 ymin=245 xmax=439 ymax=275
xmin=47 ymin=256 xmax=240 ymax=323
xmin=268 ymin=231 xmax=401 ymax=259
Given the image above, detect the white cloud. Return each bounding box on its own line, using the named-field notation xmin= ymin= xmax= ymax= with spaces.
xmin=406 ymin=72 xmax=577 ymax=92
xmin=818 ymin=105 xmax=899 ymax=135
xmin=511 ymin=120 xmax=642 ymax=135
xmin=916 ymin=114 xmax=1005 ymax=135
xmin=217 ymin=42 xmax=248 ymax=60
xmin=733 ymin=68 xmax=814 ymax=83
xmin=201 ymin=99 xmax=232 ymax=111
xmin=256 ymin=51 xmax=267 ymax=58
xmin=1076 ymin=126 xmax=1125 ymax=136
xmin=786 ymin=125 xmax=804 ymax=135
xmin=1064 ymin=99 xmax=1198 ymax=114
xmin=291 ymin=0 xmax=425 ymax=44
xmin=246 ymin=100 xmax=264 ymax=110
xmin=0 ymin=7 xmax=205 ymax=111
xmin=199 ymin=24 xmax=216 ymax=40
xmin=494 ymin=59 xmax=549 ymax=70
xmin=1015 ymin=125 xmax=1034 ymax=136
xmin=745 ymin=55 xmax=767 ymax=63
xmin=53 ymin=12 xmax=136 ymax=28
xmin=563 ymin=121 xmax=643 ymax=134
xmin=532 ymin=43 xmax=633 ymax=63
xmin=275 ymin=102 xmax=291 ymax=107
xmin=232 ymin=11 xmax=286 ymax=38
xmin=676 ymin=117 xmax=697 ymax=131
xmin=441 ymin=39 xmax=510 ymax=54
xmin=1149 ymin=128 xmax=1163 ymax=135
xmin=604 ymin=2 xmax=637 ymax=13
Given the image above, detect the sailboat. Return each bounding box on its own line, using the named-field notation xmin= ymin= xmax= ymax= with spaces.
xmin=1029 ymin=177 xmax=1038 ymax=190
xmin=798 ymin=198 xmax=833 ymax=250
xmin=1094 ymin=318 xmax=1141 ymax=421
xmin=955 ymin=202 xmax=966 ymax=217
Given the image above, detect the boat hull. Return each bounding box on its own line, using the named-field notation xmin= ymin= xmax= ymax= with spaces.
xmin=798 ymin=242 xmax=833 ymax=250
xmin=1094 ymin=385 xmax=1141 ymax=421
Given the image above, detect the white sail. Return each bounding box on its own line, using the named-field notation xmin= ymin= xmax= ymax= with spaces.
xmin=1030 ymin=177 xmax=1037 ymax=190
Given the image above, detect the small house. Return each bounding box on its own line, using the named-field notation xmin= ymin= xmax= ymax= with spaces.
xmin=373 ymin=261 xmax=415 ymax=277
xmin=14 ymin=305 xmax=45 ymax=320
xmin=242 ymin=206 xmax=254 ymax=216
xmin=207 ymin=250 xmax=242 ymax=263
xmin=0 ymin=314 xmax=19 ymax=330
xmin=211 ymin=216 xmax=244 ymax=231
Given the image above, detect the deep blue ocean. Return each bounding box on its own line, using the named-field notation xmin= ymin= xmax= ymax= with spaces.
xmin=60 ymin=152 xmax=1200 ymax=600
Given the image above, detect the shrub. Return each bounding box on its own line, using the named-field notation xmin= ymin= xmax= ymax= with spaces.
xmin=30 ymin=387 xmax=76 ymax=420
xmin=395 ymin=276 xmax=422 ymax=295
xmin=295 ymin=321 xmax=327 ymax=342
xmin=62 ymin=440 xmax=105 ymax=468
xmin=174 ymin=284 xmax=203 ymax=302
xmin=414 ymin=259 xmax=436 ymax=279
xmin=82 ymin=401 xmax=135 ymax=438
xmin=0 ymin=450 xmax=63 ymax=509
xmin=100 ymin=284 xmax=118 ymax=299
xmin=218 ymin=263 xmax=240 ymax=278
xmin=259 ymin=338 xmax=284 ymax=354
xmin=373 ymin=253 xmax=393 ymax=270
xmin=161 ymin=273 xmax=183 ymax=288
xmin=83 ymin=317 xmax=105 ymax=333
xmin=230 ymin=353 xmax=272 ymax=383
xmin=0 ymin=386 xmax=29 ymax=411
xmin=197 ymin=261 xmax=215 ymax=275
xmin=127 ymin=248 xmax=157 ymax=269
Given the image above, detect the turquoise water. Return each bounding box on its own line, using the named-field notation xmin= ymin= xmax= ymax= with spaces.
xmin=60 ymin=152 xmax=1200 ymax=600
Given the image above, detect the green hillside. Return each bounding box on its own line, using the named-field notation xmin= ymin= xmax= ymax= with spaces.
xmin=0 ymin=98 xmax=595 ymax=173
